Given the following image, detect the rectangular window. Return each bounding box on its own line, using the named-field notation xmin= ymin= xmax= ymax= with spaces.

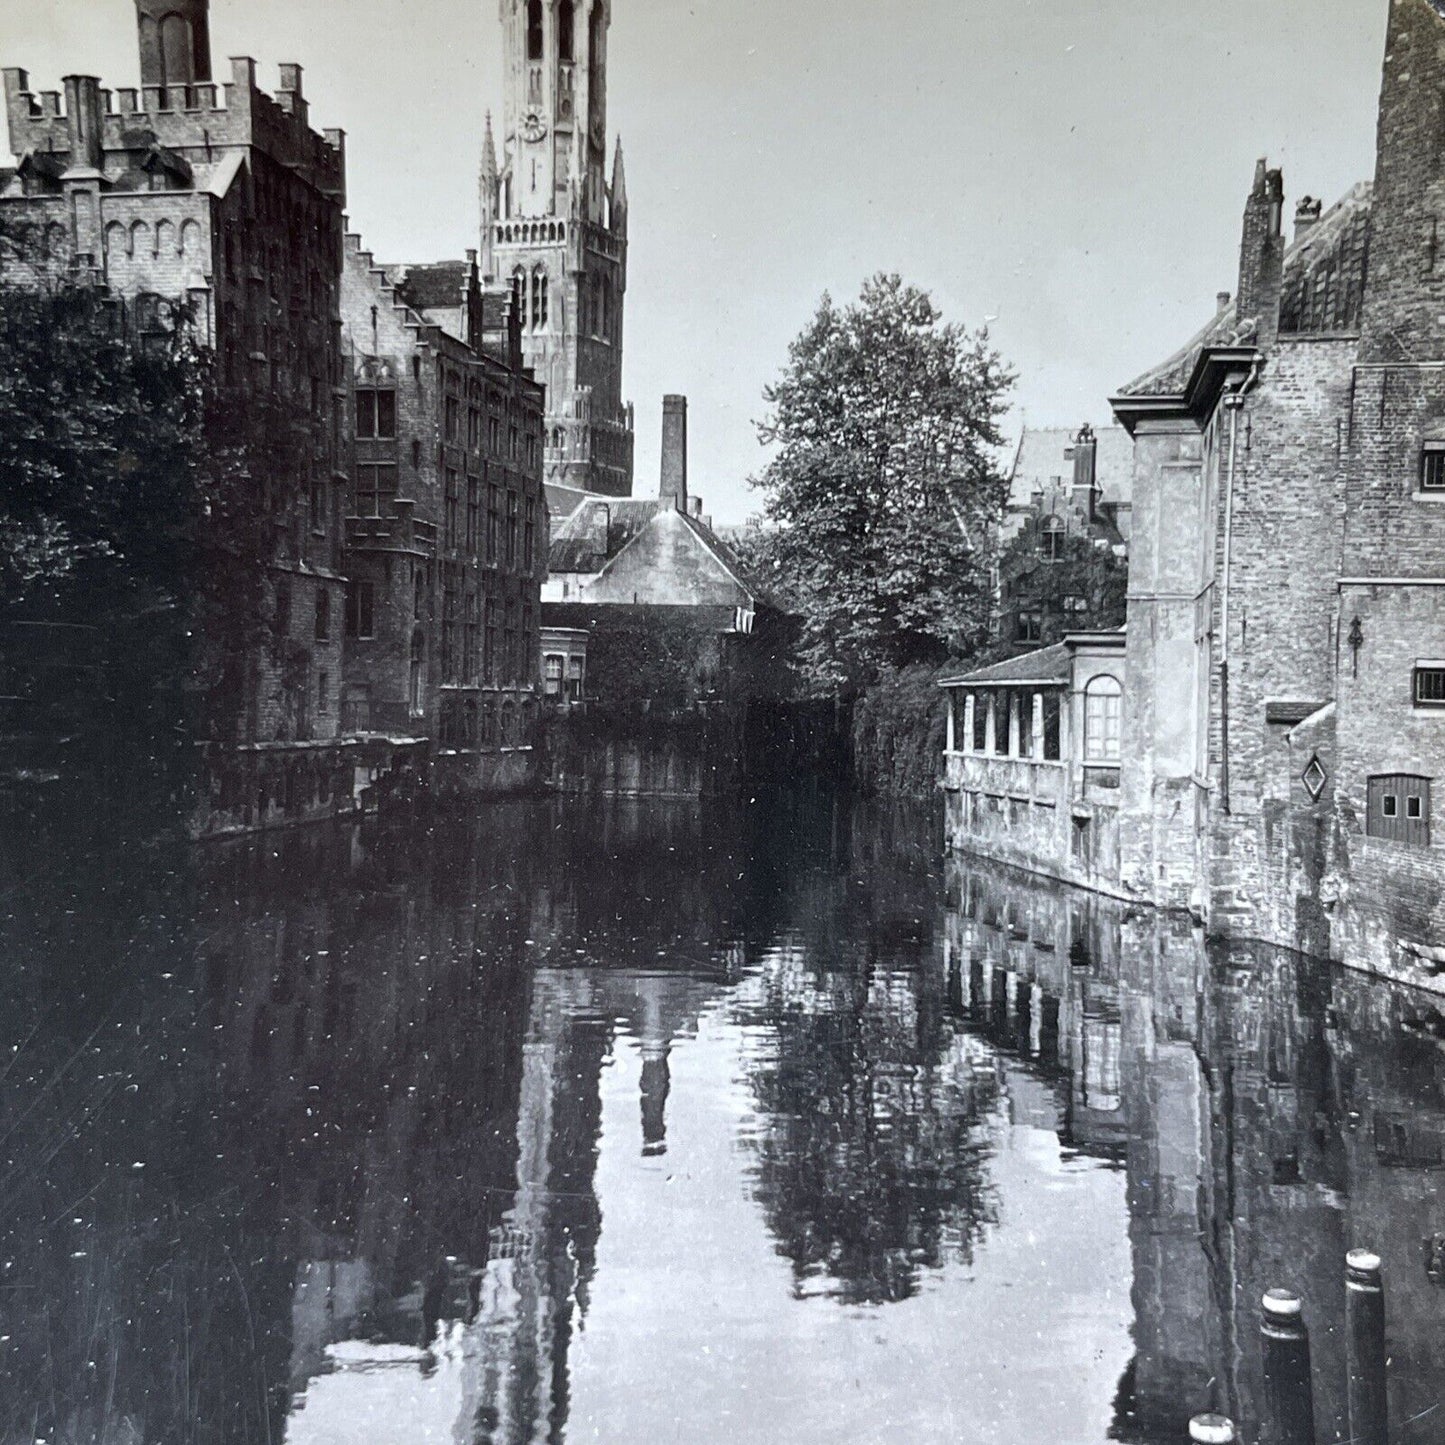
xmin=484 ymin=599 xmax=499 ymax=684
xmin=356 ymin=388 xmax=397 ymax=439
xmin=467 ymin=478 xmax=480 ymax=554
xmin=525 ymin=498 xmax=536 ymax=570
xmin=468 ymin=407 xmax=481 ymax=450
xmin=487 ymin=485 xmax=500 ymax=564
xmin=1367 ymin=774 xmax=1431 ymax=845
xmin=544 ymin=654 xmax=564 ymax=696
xmin=445 ymin=396 xmax=461 ymax=442
xmin=355 ymin=463 xmax=397 ymax=518
xmin=345 ymin=580 xmax=375 ymax=640
xmin=317 ymin=669 xmax=330 ymax=715
xmin=1017 ymin=609 xmax=1042 ymax=644
xmin=315 ymin=588 xmax=330 ymax=641
xmin=1421 ymin=444 xmax=1445 ymax=492
xmin=567 ymin=656 xmax=584 ymax=701
xmin=506 ymin=492 xmax=520 ymax=567
xmin=1414 ymin=665 xmax=1445 ymax=706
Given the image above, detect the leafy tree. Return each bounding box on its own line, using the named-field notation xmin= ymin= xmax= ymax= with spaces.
xmin=750 ymin=274 xmax=1014 ymax=692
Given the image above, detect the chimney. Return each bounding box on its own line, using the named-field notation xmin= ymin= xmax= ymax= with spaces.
xmin=660 ymin=394 xmax=688 ymax=511
xmin=62 ymin=76 xmax=104 ymax=174
xmin=1294 ymin=197 xmax=1322 ymax=244
xmin=1070 ymin=423 xmax=1099 ymax=522
xmin=135 ymin=0 xmax=211 ymax=90
xmin=1236 ymin=159 xmax=1285 ymax=347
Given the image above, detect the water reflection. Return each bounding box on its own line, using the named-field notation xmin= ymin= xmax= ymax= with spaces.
xmin=0 ymin=795 xmax=1443 ymax=1442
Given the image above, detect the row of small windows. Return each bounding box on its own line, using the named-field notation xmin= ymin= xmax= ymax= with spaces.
xmin=512 ymin=267 xmax=550 ymax=331
xmin=439 ymin=696 xmax=537 ymax=750
xmin=954 ymin=677 xmax=1122 ymax=764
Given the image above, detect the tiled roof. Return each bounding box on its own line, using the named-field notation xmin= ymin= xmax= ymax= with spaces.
xmin=937 ymin=642 xmax=1073 ymax=689
xmin=1117 ymin=180 xmax=1374 ymax=399
xmin=1279 ymin=183 xmax=1373 ymax=336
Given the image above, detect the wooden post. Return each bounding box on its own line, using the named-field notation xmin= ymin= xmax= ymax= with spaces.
xmin=1189 ymin=1416 xmax=1236 ymax=1444
xmin=1345 ymin=1249 xmax=1388 ymax=1445
xmin=1260 ymin=1289 xmax=1316 ymax=1445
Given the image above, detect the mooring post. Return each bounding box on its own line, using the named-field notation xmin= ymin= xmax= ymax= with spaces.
xmin=1345 ymin=1249 xmax=1388 ymax=1445
xmin=1260 ymin=1288 xmax=1316 ymax=1445
xmin=1189 ymin=1413 xmax=1236 ymax=1443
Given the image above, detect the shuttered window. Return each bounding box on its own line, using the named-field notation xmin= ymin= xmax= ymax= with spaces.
xmin=1366 ymin=774 xmax=1431 ymax=846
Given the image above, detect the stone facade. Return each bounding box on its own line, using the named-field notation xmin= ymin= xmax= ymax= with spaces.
xmin=0 ymin=4 xmax=358 ymax=834
xmin=339 ymin=234 xmax=546 ymax=797
xmin=940 ymin=632 xmax=1127 ymax=895
xmin=1110 ymin=0 xmax=1445 ymax=991
xmin=480 ymin=0 xmax=634 ymax=497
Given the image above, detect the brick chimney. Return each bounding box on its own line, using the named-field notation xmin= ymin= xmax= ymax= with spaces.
xmin=135 ymin=0 xmax=212 ymax=89
xmin=660 ymin=394 xmax=688 ymax=512
xmin=62 ymin=76 xmax=104 ymax=174
xmin=1070 ymin=423 xmax=1098 ymax=522
xmin=1236 ymin=158 xmax=1285 ymax=347
xmin=1294 ymin=197 xmax=1322 ymax=244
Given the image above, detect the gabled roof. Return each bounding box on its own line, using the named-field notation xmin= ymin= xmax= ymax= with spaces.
xmin=547 ymin=495 xmax=762 ymax=603
xmin=1115 ymin=305 xmax=1257 ymax=401
xmin=1008 ymin=424 xmax=1135 ymax=509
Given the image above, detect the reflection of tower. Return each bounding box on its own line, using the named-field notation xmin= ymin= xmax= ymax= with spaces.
xmin=639 ymin=1042 xmax=670 ymax=1157
xmin=482 ymin=0 xmax=634 ymax=496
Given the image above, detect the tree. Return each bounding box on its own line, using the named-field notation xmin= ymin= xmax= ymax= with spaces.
xmin=750 ymin=274 xmax=1013 ymax=692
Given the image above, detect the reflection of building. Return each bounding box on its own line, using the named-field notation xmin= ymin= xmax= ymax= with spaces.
xmin=1108 ymin=0 xmax=1445 ymax=985
xmin=943 ymin=851 xmax=1445 ymax=1445
xmin=939 ymin=629 xmax=1127 ymax=893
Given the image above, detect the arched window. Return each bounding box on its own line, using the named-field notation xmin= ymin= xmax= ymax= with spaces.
xmin=1041 ymin=515 xmax=1066 ymax=563
xmin=558 ymin=0 xmax=575 ymax=61
xmin=599 ymin=277 xmax=610 ymax=337
xmin=526 ymin=0 xmax=544 ymax=61
xmin=588 ymin=2 xmax=603 ymax=79
xmin=532 ymin=266 xmax=548 ymax=329
xmin=1084 ymin=675 xmax=1122 ymax=763
xmin=410 ymin=630 xmax=426 ymax=716
xmin=511 ymin=266 xmax=527 ymax=329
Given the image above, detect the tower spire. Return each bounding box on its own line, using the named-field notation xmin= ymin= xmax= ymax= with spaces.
xmin=610 ymin=136 xmax=628 ymax=235
xmin=479 ymin=110 xmax=499 ymax=279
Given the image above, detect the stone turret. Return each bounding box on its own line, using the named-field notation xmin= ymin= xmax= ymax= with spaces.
xmin=134 ymin=0 xmax=211 ymax=90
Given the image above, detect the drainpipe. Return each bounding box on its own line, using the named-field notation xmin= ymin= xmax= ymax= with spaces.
xmin=1218 ymin=357 xmax=1262 ymax=815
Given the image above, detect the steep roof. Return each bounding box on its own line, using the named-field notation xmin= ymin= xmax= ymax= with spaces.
xmin=937 ymin=643 xmax=1073 ymax=689
xmin=1008 ymin=425 xmax=1134 ymax=509
xmin=547 ymin=495 xmax=763 ymax=602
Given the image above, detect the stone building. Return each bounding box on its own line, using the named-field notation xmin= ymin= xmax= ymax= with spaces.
xmin=339 ymin=234 xmax=547 ymax=796
xmin=0 ymin=0 xmax=356 ymax=833
xmin=479 ymin=0 xmax=634 ymax=497
xmin=939 ymin=630 xmax=1127 ymax=895
xmin=1109 ymin=0 xmax=1445 ymax=988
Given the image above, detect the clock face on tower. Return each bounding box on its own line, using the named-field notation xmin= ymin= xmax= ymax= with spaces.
xmin=522 ymin=107 xmax=548 ymax=142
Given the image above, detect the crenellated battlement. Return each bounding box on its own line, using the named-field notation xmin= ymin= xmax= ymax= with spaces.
xmin=2 ymin=56 xmax=344 ymax=198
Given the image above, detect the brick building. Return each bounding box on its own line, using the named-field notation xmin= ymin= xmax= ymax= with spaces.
xmin=1 ymin=0 xmax=356 ymax=832
xmin=1110 ymin=0 xmax=1445 ymax=989
xmin=478 ymin=0 xmax=634 ymax=497
xmin=338 ymin=234 xmax=546 ymax=795
xmin=997 ymin=423 xmax=1131 ymax=654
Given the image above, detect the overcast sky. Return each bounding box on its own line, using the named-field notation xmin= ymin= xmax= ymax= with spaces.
xmin=2 ymin=0 xmax=1387 ymax=521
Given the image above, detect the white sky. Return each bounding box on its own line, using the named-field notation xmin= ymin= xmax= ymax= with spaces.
xmin=2 ymin=0 xmax=1387 ymax=522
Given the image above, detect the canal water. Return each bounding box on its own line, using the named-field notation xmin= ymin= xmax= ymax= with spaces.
xmin=1 ymin=792 xmax=1443 ymax=1443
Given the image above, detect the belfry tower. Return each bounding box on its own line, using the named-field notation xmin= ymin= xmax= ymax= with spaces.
xmin=481 ymin=0 xmax=634 ymax=497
